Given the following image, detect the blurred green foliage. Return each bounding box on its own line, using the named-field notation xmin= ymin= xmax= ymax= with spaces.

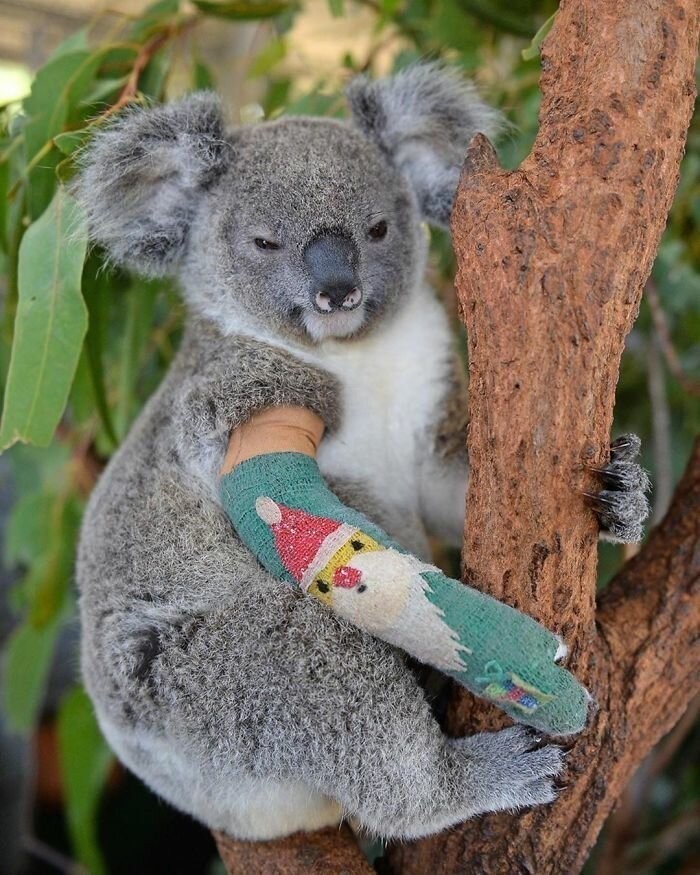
xmin=0 ymin=0 xmax=697 ymax=872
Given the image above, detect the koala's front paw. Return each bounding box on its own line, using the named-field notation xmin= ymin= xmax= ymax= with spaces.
xmin=454 ymin=726 xmax=564 ymax=816
xmin=586 ymin=434 xmax=651 ymax=543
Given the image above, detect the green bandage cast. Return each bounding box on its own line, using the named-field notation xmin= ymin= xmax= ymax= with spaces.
xmin=219 ymin=452 xmax=590 ymax=736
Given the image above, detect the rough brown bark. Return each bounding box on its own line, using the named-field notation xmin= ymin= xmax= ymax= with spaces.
xmin=389 ymin=441 xmax=700 ymax=874
xmin=388 ymin=0 xmax=699 ymax=872
xmin=214 ymin=825 xmax=373 ymax=874
xmin=217 ymin=1 xmax=698 ymax=871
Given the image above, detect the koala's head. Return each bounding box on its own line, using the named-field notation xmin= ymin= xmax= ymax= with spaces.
xmin=76 ymin=64 xmax=499 ymax=344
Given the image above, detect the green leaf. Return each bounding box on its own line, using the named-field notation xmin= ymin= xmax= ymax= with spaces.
xmin=4 ymin=491 xmax=51 ymax=568
xmin=116 ymin=279 xmax=159 ymax=438
xmin=93 ymin=45 xmax=139 ymax=77
xmin=521 ymin=12 xmax=557 ymax=61
xmin=283 ymin=88 xmax=341 ymax=117
xmin=29 ymin=496 xmax=79 ymax=627
xmin=193 ymin=59 xmax=216 ymax=90
xmin=2 ymin=614 xmax=62 ymax=731
xmin=5 ymin=441 xmax=70 ymax=496
xmin=0 ymin=139 xmax=9 ymax=255
xmin=456 ymin=0 xmax=535 ymax=37
xmin=58 ymin=687 xmax=112 ymax=875
xmin=47 ymin=29 xmax=89 ymax=62
xmin=82 ymin=257 xmax=118 ymax=446
xmin=248 ymin=37 xmax=287 ymax=78
xmin=192 ymin=0 xmax=290 ymax=21
xmin=0 ymin=188 xmax=88 ymax=451
xmin=80 ymin=76 xmax=128 ymax=108
xmin=327 ymin=0 xmax=344 ymax=17
xmin=53 ymin=129 xmax=90 ymax=156
xmin=23 ymin=50 xmax=103 ymax=140
xmin=23 ymin=49 xmax=106 ymax=218
xmin=138 ymin=50 xmax=171 ymax=100
xmin=130 ymin=0 xmax=181 ymax=40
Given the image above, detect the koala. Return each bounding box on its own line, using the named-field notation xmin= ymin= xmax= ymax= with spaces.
xmin=74 ymin=65 xmax=649 ymax=842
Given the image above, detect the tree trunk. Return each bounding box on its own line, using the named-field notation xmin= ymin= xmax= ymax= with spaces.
xmin=218 ymin=1 xmax=699 ymax=871
xmin=388 ymin=441 xmax=699 ymax=874
xmin=388 ymin=0 xmax=699 ymax=872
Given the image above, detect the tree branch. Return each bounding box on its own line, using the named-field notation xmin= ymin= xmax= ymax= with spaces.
xmin=388 ymin=0 xmax=699 ymax=872
xmin=214 ymin=825 xmax=373 ymax=874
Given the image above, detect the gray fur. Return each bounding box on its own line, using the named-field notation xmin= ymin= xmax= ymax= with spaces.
xmin=346 ymin=63 xmax=502 ymax=226
xmin=590 ymin=434 xmax=650 ymax=543
xmin=75 ymin=67 xmax=636 ymax=843
xmin=77 ymin=318 xmax=561 ymax=840
xmin=75 ymin=92 xmax=231 ymax=276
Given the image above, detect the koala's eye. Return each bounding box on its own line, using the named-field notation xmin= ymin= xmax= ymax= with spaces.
xmin=254 ymin=238 xmax=280 ymax=251
xmin=316 ymin=581 xmax=330 ymax=594
xmin=367 ymin=220 xmax=388 ymax=241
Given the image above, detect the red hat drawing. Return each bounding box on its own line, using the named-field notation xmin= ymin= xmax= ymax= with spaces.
xmin=255 ymin=497 xmax=359 ymax=591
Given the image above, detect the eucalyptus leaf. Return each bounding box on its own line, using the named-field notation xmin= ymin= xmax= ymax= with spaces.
xmin=54 ymin=129 xmax=90 ymax=156
xmin=0 ymin=141 xmax=8 ymax=254
xmin=192 ymin=0 xmax=290 ymax=21
xmin=58 ymin=686 xmax=112 ymax=875
xmin=4 ymin=491 xmax=51 ymax=568
xmin=130 ymin=0 xmax=182 ymax=40
xmin=456 ymin=0 xmax=534 ymax=37
xmin=139 ymin=50 xmax=171 ymax=100
xmin=27 ymin=495 xmax=79 ymax=628
xmin=193 ymin=59 xmax=216 ymax=90
xmin=83 ymin=257 xmax=118 ymax=446
xmin=80 ymin=76 xmax=128 ymax=108
xmin=522 ymin=12 xmax=557 ymax=61
xmin=23 ymin=49 xmax=106 ymax=219
xmin=116 ymin=280 xmax=159 ymax=438
xmin=2 ymin=614 xmax=62 ymax=731
xmin=0 ymin=189 xmax=88 ymax=451
xmin=47 ymin=29 xmax=89 ymax=62
xmin=248 ymin=38 xmax=287 ymax=78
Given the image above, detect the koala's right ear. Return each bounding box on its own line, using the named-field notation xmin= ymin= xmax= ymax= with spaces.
xmin=346 ymin=64 xmax=501 ymax=228
xmin=75 ymin=92 xmax=232 ymax=276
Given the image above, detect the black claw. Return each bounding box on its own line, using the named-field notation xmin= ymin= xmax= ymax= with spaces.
xmin=609 ymin=433 xmax=641 ymax=463
xmin=595 ymin=460 xmax=651 ymax=493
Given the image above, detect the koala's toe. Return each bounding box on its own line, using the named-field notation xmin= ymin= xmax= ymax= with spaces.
xmin=609 ymin=433 xmax=642 ymax=462
xmin=598 ymin=459 xmax=651 ymax=493
xmin=518 ymin=744 xmax=565 ymax=780
xmin=513 ymin=776 xmax=558 ymax=810
xmin=588 ymin=434 xmax=651 ymax=543
xmin=592 ymin=489 xmax=650 ymax=543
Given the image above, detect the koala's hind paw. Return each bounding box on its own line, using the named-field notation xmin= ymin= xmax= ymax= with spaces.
xmin=586 ymin=434 xmax=651 ymax=543
xmin=455 ymin=726 xmax=564 ymax=817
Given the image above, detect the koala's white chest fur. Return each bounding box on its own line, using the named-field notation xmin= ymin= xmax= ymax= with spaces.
xmin=313 ymin=286 xmax=453 ymax=543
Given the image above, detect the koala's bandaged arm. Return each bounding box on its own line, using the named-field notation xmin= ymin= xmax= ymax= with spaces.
xmin=219 ymin=408 xmax=589 ymax=736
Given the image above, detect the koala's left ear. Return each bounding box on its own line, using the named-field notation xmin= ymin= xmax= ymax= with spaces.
xmin=75 ymin=92 xmax=232 ymax=276
xmin=346 ymin=63 xmax=501 ymax=228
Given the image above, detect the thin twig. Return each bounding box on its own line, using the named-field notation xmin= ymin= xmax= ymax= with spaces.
xmin=99 ymin=17 xmax=199 ymax=120
xmin=647 ymin=331 xmax=674 ymax=523
xmin=645 ymin=279 xmax=700 ymax=398
xmin=22 ymin=835 xmax=87 ymax=875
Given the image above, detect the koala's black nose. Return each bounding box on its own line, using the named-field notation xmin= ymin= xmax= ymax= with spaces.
xmin=303 ymin=232 xmax=363 ymax=312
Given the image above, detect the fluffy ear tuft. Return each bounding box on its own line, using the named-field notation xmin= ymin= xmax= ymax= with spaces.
xmin=346 ymin=63 xmax=502 ymax=227
xmin=74 ymin=92 xmax=232 ymax=276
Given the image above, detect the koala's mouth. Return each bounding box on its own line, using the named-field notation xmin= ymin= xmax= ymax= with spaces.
xmin=299 ymin=301 xmax=367 ymax=342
